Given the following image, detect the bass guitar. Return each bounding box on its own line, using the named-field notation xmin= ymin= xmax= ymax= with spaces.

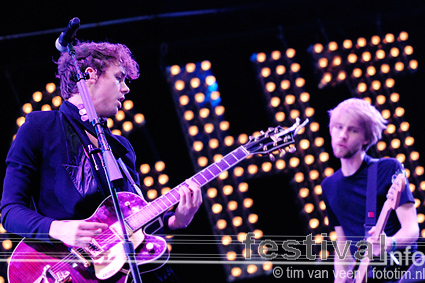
xmin=8 ymin=118 xmax=308 ymax=283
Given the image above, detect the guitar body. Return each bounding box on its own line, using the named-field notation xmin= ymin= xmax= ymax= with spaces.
xmin=7 ymin=121 xmax=308 ymax=282
xmin=8 ymin=192 xmax=169 ymax=283
xmin=9 ymin=239 xmax=100 ymax=283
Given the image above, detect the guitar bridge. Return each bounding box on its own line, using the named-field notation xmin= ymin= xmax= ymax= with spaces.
xmin=54 ymin=271 xmax=71 ymax=283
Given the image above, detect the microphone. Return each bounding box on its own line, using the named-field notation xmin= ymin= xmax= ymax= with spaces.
xmin=55 ymin=17 xmax=80 ymax=52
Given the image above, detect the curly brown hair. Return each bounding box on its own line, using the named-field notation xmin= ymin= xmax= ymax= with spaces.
xmin=56 ymin=41 xmax=139 ymax=99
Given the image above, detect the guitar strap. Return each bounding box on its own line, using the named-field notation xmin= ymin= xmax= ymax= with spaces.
xmin=117 ymin=158 xmax=146 ymax=201
xmin=364 ymin=158 xmax=379 ymax=238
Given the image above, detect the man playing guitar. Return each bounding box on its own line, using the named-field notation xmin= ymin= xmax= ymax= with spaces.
xmin=1 ymin=40 xmax=203 ymax=282
xmin=321 ymin=98 xmax=419 ymax=283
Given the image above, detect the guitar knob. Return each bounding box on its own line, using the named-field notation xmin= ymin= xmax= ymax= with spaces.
xmin=146 ymin=242 xmax=155 ymax=254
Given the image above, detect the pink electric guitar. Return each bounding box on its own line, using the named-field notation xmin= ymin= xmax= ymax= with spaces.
xmin=8 ymin=118 xmax=308 ymax=283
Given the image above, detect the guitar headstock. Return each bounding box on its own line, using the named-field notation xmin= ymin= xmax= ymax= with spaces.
xmin=387 ymin=168 xmax=406 ymax=210
xmin=244 ymin=118 xmax=309 ymax=160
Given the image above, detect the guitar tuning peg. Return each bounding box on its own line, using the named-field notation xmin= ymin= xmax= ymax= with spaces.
xmin=269 ymin=153 xmax=275 ymax=162
xmin=268 ymin=127 xmax=274 ymax=132
xmin=288 ymin=146 xmax=296 ymax=153
xmin=279 ymin=149 xmax=286 ymax=158
xmin=260 ymin=130 xmax=265 ymax=135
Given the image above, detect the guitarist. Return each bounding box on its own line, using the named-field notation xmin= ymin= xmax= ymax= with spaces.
xmin=1 ymin=40 xmax=203 ymax=282
xmin=321 ymin=98 xmax=419 ymax=283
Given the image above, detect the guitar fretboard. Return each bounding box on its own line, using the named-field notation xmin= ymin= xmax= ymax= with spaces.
xmin=125 ymin=146 xmax=250 ymax=231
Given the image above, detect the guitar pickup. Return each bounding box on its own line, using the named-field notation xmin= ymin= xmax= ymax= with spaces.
xmin=84 ymin=238 xmax=104 ymax=257
xmin=109 ymin=220 xmax=134 ymax=241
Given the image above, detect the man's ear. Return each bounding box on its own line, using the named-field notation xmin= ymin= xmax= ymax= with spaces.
xmin=85 ymin=67 xmax=98 ymax=83
xmin=362 ymin=139 xmax=370 ymax=151
xmin=363 ymin=136 xmax=370 ymax=146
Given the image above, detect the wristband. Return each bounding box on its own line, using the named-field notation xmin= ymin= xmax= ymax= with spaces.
xmin=390 ymin=237 xmax=397 ymax=252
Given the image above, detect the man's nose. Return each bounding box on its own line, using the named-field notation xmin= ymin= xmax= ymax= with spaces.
xmin=339 ymin=128 xmax=348 ymax=139
xmin=121 ymin=82 xmax=130 ymax=94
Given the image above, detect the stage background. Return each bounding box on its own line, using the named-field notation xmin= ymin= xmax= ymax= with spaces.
xmin=1 ymin=1 xmax=425 ymax=282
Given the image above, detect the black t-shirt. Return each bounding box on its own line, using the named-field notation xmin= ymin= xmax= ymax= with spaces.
xmin=322 ymin=155 xmax=415 ymax=255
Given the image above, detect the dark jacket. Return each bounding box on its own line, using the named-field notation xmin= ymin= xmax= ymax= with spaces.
xmin=1 ymin=102 xmax=141 ymax=241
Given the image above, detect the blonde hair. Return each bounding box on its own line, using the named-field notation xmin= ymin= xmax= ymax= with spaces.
xmin=328 ymin=98 xmax=387 ymax=151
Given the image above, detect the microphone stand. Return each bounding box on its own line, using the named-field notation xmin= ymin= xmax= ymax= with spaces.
xmin=66 ymin=43 xmax=143 ymax=283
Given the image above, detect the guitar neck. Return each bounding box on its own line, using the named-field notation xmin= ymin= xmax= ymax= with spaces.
xmin=125 ymin=145 xmax=251 ymax=231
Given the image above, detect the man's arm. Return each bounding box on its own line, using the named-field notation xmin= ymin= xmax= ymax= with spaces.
xmin=390 ymin=202 xmax=419 ymax=250
xmin=388 ymin=163 xmax=420 ymax=251
xmin=368 ymin=202 xmax=419 ymax=256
